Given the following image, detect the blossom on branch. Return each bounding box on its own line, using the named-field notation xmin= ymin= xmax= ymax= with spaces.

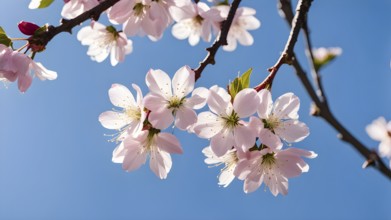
xmin=99 ymin=83 xmax=146 ymax=141
xmin=77 ymin=22 xmax=133 ymax=66
xmin=170 ymin=1 xmax=223 ymax=46
xmin=216 ymin=6 xmax=261 ymax=51
xmin=108 ymin=0 xmax=176 ymax=41
xmin=235 ymin=147 xmax=317 ymax=195
xmin=61 ymin=0 xmax=100 ymax=19
xmin=366 ymin=117 xmax=391 ymax=168
xmin=255 ymin=89 xmax=309 ymax=149
xmin=113 ymin=129 xmax=183 ymax=179
xmin=193 ymin=86 xmax=259 ymax=156
xmin=144 ymin=65 xmax=207 ymax=130
xmin=0 ymin=44 xmax=57 ymax=92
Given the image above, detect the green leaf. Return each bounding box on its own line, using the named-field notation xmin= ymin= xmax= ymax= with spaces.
xmin=37 ymin=0 xmax=54 ymax=8
xmin=0 ymin=27 xmax=12 ymax=47
xmin=0 ymin=26 xmax=6 ymax=34
xmin=0 ymin=34 xmax=12 ymax=47
xmin=240 ymin=68 xmax=253 ymax=89
xmin=228 ymin=68 xmax=253 ymax=99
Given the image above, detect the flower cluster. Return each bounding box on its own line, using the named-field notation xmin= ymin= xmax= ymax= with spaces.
xmin=366 ymin=117 xmax=391 ymax=168
xmin=0 ymin=44 xmax=57 ymax=92
xmin=71 ymin=0 xmax=260 ymax=65
xmin=99 ymin=67 xmax=316 ymax=195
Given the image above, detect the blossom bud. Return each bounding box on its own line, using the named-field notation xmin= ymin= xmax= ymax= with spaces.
xmin=18 ymin=21 xmax=40 ymax=36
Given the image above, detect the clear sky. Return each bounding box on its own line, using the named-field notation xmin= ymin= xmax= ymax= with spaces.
xmin=1 ymin=1 xmax=391 ymax=219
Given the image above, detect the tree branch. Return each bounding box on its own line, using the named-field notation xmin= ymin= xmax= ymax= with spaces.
xmin=254 ymin=0 xmax=312 ymax=91
xmin=277 ymin=0 xmax=391 ymax=180
xmin=193 ymin=0 xmax=241 ymax=81
xmin=32 ymin=0 xmax=120 ymax=48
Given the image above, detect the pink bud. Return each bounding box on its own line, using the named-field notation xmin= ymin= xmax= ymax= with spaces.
xmin=18 ymin=21 xmax=40 ymax=36
xmin=64 ymin=0 xmax=71 ymax=3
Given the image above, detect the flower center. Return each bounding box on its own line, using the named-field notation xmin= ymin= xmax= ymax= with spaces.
xmin=194 ymin=15 xmax=204 ymax=25
xmin=222 ymin=111 xmax=240 ymax=128
xmin=133 ymin=3 xmax=147 ymax=16
xmin=261 ymin=152 xmax=276 ymax=167
xmin=146 ymin=127 xmax=160 ymax=151
xmin=125 ymin=107 xmax=141 ymax=121
xmin=168 ymin=96 xmax=185 ymax=111
xmin=263 ymin=115 xmax=280 ymax=131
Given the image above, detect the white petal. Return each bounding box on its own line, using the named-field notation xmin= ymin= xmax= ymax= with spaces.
xmin=192 ymin=111 xmax=224 ymax=138
xmin=233 ymin=88 xmax=259 ymax=118
xmin=112 ymin=142 xmax=126 ymax=163
xmin=366 ymin=117 xmax=389 ymax=141
xmin=273 ymin=92 xmax=300 ymax=119
xmin=146 ymin=69 xmax=173 ymax=98
xmin=257 ymin=89 xmax=273 ymax=119
xmin=207 ymin=86 xmax=231 ymax=115
xmin=99 ymin=111 xmax=129 ymax=130
xmin=109 ymin=83 xmax=136 ymax=108
xmin=172 ymin=65 xmax=194 ymax=97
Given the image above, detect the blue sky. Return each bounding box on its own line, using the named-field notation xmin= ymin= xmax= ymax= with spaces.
xmin=0 ymin=0 xmax=390 ymax=219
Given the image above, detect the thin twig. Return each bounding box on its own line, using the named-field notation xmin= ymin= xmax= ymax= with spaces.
xmin=193 ymin=0 xmax=242 ymax=81
xmin=277 ymin=0 xmax=391 ymax=180
xmin=254 ymin=0 xmax=312 ymax=91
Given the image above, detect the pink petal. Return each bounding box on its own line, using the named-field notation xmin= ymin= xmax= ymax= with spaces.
xmin=175 ymin=107 xmax=197 ymax=130
xmin=143 ymin=93 xmax=167 ymax=112
xmin=233 ymin=88 xmax=259 ymax=118
xmin=275 ymin=120 xmax=309 ymax=143
xmin=148 ymin=108 xmax=174 ymax=130
xmin=156 ymin=133 xmax=183 ymax=154
xmin=112 ymin=143 xmax=126 ymax=163
xmin=234 ymin=124 xmax=257 ymax=151
xmin=210 ymin=128 xmax=235 ymax=157
xmin=244 ymin=178 xmax=262 ymax=194
xmin=150 ymin=150 xmax=171 ymax=179
xmin=259 ymin=128 xmax=283 ymax=149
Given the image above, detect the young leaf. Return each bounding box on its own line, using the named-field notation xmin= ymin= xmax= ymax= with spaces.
xmin=0 ymin=27 xmax=12 ymax=47
xmin=228 ymin=68 xmax=253 ymax=99
xmin=29 ymin=0 xmax=55 ymax=9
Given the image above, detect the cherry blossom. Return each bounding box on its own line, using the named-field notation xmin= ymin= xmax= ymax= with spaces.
xmin=108 ymin=0 xmax=175 ymax=41
xmin=202 ymin=146 xmax=247 ymax=187
xmin=256 ymin=89 xmax=309 ymax=149
xmin=366 ymin=117 xmax=391 ymax=167
xmin=192 ymin=86 xmax=259 ymax=157
xmin=77 ymin=22 xmax=133 ymax=66
xmin=143 ymin=66 xmax=207 ymax=130
xmin=0 ymin=44 xmax=57 ymax=92
xmin=99 ymin=83 xmax=146 ymax=141
xmin=235 ymin=147 xmax=317 ymax=195
xmin=113 ymin=128 xmax=183 ymax=179
xmin=216 ymin=6 xmax=261 ymax=51
xmin=312 ymin=47 xmax=342 ymax=62
xmin=170 ymin=1 xmax=223 ymax=46
xmin=61 ymin=0 xmax=99 ymax=19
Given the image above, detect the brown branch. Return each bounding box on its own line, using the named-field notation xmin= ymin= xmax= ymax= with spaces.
xmin=31 ymin=0 xmax=120 ymax=48
xmin=277 ymin=0 xmax=391 ymax=180
xmin=254 ymin=0 xmax=312 ymax=91
xmin=193 ymin=0 xmax=242 ymax=81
